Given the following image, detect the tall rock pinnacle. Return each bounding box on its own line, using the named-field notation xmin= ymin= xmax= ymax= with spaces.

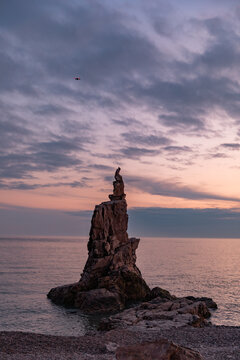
xmin=47 ymin=168 xmax=150 ymax=313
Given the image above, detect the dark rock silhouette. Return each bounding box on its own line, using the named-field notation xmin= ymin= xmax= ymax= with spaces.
xmin=109 ymin=167 xmax=125 ymax=200
xmin=47 ymin=168 xmax=150 ymax=313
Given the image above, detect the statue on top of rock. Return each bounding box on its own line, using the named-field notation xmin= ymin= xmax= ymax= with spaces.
xmin=115 ymin=167 xmax=122 ymax=181
xmin=109 ymin=167 xmax=126 ymax=201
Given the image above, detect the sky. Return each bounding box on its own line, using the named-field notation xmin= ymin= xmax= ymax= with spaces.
xmin=1 ymin=0 xmax=240 ymax=237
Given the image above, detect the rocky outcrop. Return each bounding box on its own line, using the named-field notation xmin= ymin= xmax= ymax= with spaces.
xmin=116 ymin=339 xmax=203 ymax=360
xmin=47 ymin=167 xmax=217 ymax=324
xmin=47 ymin=168 xmax=150 ymax=313
xmin=99 ymin=294 xmax=217 ymax=331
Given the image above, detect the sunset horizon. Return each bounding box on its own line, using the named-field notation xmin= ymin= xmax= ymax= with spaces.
xmin=2 ymin=1 xmax=240 ymax=238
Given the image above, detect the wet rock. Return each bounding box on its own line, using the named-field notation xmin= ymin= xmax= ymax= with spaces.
xmin=116 ymin=339 xmax=203 ymax=360
xmin=186 ymin=296 xmax=218 ymax=309
xmin=99 ymin=298 xmax=212 ymax=331
xmin=149 ymin=287 xmax=176 ymax=301
xmin=47 ymin=282 xmax=82 ymax=307
xmin=49 ymin=287 xmax=123 ymax=313
xmin=47 ymin=168 xmax=150 ymax=313
xmin=74 ymin=289 xmax=123 ymax=313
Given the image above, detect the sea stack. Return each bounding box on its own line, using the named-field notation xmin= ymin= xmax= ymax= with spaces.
xmin=47 ymin=168 xmax=150 ymax=313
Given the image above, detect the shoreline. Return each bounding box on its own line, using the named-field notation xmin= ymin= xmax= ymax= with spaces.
xmin=1 ymin=325 xmax=240 ymax=360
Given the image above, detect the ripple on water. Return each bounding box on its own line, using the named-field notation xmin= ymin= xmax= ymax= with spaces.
xmin=0 ymin=236 xmax=240 ymax=335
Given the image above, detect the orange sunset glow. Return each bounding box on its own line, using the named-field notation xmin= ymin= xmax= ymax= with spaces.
xmin=1 ymin=0 xmax=240 ymax=238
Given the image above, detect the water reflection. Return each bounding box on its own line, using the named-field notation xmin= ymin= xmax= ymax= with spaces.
xmin=0 ymin=236 xmax=239 ymax=335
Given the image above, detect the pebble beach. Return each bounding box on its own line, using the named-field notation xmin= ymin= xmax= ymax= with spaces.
xmin=1 ymin=326 xmax=240 ymax=360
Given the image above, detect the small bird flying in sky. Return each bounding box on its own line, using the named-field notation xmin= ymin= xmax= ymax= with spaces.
xmin=75 ymin=77 xmax=81 ymax=80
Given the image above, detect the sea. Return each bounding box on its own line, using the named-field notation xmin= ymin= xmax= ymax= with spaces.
xmin=0 ymin=236 xmax=239 ymax=336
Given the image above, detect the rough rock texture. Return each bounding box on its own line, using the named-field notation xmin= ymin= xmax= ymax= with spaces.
xmin=48 ymin=168 xmax=150 ymax=313
xmin=99 ymin=295 xmax=217 ymax=331
xmin=116 ymin=339 xmax=203 ymax=360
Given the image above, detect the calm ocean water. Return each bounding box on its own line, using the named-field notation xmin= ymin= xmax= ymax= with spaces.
xmin=0 ymin=236 xmax=239 ymax=335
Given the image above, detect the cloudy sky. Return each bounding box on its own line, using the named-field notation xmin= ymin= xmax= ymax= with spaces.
xmin=1 ymin=0 xmax=240 ymax=237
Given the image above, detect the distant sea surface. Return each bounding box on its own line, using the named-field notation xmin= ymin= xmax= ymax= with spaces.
xmin=0 ymin=236 xmax=239 ymax=336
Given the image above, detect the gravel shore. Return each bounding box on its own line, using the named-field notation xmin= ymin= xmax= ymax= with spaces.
xmin=1 ymin=326 xmax=240 ymax=360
